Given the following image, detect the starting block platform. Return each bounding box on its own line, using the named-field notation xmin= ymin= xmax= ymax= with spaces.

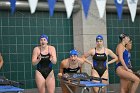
xmin=60 ymin=73 xmax=107 ymax=93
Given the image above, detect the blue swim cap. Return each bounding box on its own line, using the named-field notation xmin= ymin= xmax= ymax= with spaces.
xmin=96 ymin=35 xmax=103 ymax=41
xmin=40 ymin=34 xmax=48 ymax=41
xmin=70 ymin=49 xmax=78 ymax=56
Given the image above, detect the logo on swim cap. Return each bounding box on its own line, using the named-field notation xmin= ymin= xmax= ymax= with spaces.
xmin=70 ymin=49 xmax=78 ymax=56
xmin=96 ymin=35 xmax=103 ymax=41
xmin=40 ymin=34 xmax=48 ymax=41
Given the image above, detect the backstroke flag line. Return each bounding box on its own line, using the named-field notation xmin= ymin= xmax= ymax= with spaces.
xmin=48 ymin=0 xmax=57 ymax=16
xmin=28 ymin=0 xmax=38 ymax=14
xmin=95 ymin=0 xmax=107 ymax=18
xmin=81 ymin=0 xmax=91 ymax=18
xmin=9 ymin=0 xmax=138 ymax=22
xmin=9 ymin=0 xmax=16 ymax=14
xmin=114 ymin=0 xmax=124 ymax=20
xmin=127 ymin=0 xmax=138 ymax=22
xmin=64 ymin=0 xmax=75 ymax=18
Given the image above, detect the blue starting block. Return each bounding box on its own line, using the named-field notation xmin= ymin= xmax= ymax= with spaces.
xmin=0 ymin=85 xmax=24 ymax=93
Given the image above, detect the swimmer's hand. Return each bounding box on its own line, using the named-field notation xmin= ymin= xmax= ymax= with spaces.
xmin=58 ymin=73 xmax=62 ymax=77
xmin=62 ymin=73 xmax=70 ymax=79
xmin=50 ymin=55 xmax=53 ymax=61
xmin=37 ymin=55 xmax=41 ymax=61
xmin=58 ymin=73 xmax=63 ymax=79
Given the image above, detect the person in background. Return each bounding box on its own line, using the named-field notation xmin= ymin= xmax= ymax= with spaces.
xmin=125 ymin=38 xmax=132 ymax=69
xmin=82 ymin=35 xmax=118 ymax=93
xmin=116 ymin=33 xmax=140 ymax=93
xmin=32 ymin=34 xmax=57 ymax=93
xmin=125 ymin=39 xmax=140 ymax=78
xmin=121 ymin=38 xmax=133 ymax=93
xmin=0 ymin=53 xmax=3 ymax=69
xmin=58 ymin=49 xmax=90 ymax=93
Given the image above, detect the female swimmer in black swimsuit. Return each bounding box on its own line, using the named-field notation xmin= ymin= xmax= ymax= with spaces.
xmin=32 ymin=34 xmax=57 ymax=93
xmin=82 ymin=35 xmax=118 ymax=93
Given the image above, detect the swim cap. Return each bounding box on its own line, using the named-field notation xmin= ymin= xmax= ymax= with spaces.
xmin=40 ymin=34 xmax=48 ymax=41
xmin=70 ymin=49 xmax=78 ymax=56
xmin=96 ymin=35 xmax=103 ymax=41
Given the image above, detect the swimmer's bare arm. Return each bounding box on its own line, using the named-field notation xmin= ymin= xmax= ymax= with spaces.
xmin=32 ymin=47 xmax=41 ymax=66
xmin=77 ymin=57 xmax=92 ymax=65
xmin=49 ymin=46 xmax=57 ymax=64
xmin=82 ymin=49 xmax=93 ymax=58
xmin=58 ymin=60 xmax=65 ymax=77
xmin=82 ymin=49 xmax=94 ymax=66
xmin=107 ymin=49 xmax=118 ymax=65
xmin=76 ymin=57 xmax=84 ymax=72
xmin=83 ymin=58 xmax=93 ymax=66
xmin=0 ymin=53 xmax=3 ymax=69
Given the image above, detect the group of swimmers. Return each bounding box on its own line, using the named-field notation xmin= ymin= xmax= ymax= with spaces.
xmin=1 ymin=33 xmax=140 ymax=93
xmin=31 ymin=34 xmax=140 ymax=93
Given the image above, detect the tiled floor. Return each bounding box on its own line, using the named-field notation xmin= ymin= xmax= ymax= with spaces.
xmin=23 ymin=86 xmax=113 ymax=93
xmin=23 ymin=84 xmax=140 ymax=93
